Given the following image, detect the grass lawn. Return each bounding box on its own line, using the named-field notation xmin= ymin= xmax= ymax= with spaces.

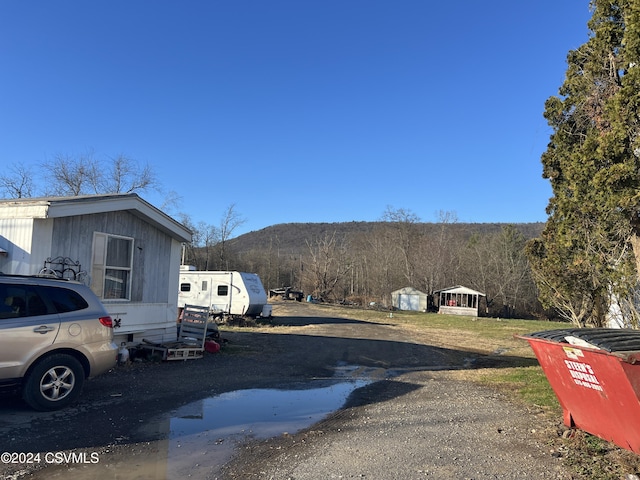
xmin=361 ymin=308 xmax=567 ymax=411
xmin=279 ymin=302 xmax=567 ymax=411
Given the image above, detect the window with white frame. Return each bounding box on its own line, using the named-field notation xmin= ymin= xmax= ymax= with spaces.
xmin=91 ymin=233 xmax=134 ymax=300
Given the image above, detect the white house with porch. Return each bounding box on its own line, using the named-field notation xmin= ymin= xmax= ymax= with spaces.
xmin=434 ymin=285 xmax=486 ymax=317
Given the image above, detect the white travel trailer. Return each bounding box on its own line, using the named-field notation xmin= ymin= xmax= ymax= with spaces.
xmin=177 ymin=266 xmax=272 ymax=319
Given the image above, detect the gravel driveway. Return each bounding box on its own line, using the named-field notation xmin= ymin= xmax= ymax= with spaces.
xmin=0 ymin=302 xmax=572 ymax=479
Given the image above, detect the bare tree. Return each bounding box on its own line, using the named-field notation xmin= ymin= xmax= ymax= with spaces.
xmin=158 ymin=189 xmax=183 ymax=216
xmin=41 ymin=153 xmax=98 ymax=196
xmin=0 ymin=163 xmax=35 ymax=198
xmin=416 ymin=210 xmax=460 ymax=296
xmin=176 ymin=213 xmax=221 ymax=270
xmin=464 ymin=225 xmax=536 ymax=318
xmin=304 ymin=231 xmax=352 ymax=301
xmin=380 ymin=206 xmax=421 ymax=285
xmin=355 ymin=225 xmax=404 ymax=304
xmin=177 ymin=205 xmax=246 ymax=271
xmin=176 ymin=214 xmax=200 ymax=267
xmin=216 ymin=204 xmax=246 ymax=270
xmin=198 ymin=221 xmax=220 ymax=270
xmin=39 ymin=152 xmax=157 ymax=197
xmin=100 ymin=155 xmax=157 ymax=194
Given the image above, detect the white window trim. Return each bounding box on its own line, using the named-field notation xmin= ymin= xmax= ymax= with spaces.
xmin=91 ymin=232 xmax=134 ymax=301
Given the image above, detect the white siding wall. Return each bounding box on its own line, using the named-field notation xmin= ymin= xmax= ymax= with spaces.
xmin=0 ymin=218 xmax=53 ymax=274
xmin=31 ymin=219 xmax=54 ymax=273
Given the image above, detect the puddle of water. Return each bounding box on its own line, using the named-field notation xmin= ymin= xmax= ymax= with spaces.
xmin=172 ymin=381 xmax=370 ymax=438
xmin=165 ymin=380 xmax=370 ymax=478
xmin=32 ymin=365 xmax=378 ymax=479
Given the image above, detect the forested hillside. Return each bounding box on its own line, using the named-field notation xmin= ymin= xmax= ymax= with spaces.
xmin=185 ymin=221 xmax=546 ymax=319
xmin=228 ymin=222 xmax=544 ymax=256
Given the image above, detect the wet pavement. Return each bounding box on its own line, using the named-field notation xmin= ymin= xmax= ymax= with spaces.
xmin=8 ymin=365 xmax=381 ymax=479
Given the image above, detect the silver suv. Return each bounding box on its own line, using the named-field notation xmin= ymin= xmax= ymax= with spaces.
xmin=0 ymin=274 xmax=118 ymax=410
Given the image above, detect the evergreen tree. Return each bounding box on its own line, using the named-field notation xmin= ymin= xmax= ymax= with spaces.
xmin=528 ymin=0 xmax=639 ymax=326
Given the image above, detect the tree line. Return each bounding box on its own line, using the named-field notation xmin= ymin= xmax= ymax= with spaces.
xmin=184 ymin=209 xmax=546 ymax=319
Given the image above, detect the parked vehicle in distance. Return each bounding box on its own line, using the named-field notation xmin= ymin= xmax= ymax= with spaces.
xmin=178 ymin=267 xmax=272 ymax=320
xmin=0 ymin=274 xmax=117 ymax=410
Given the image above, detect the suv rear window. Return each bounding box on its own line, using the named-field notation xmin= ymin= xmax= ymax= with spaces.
xmin=0 ymin=284 xmax=90 ymax=319
xmin=0 ymin=285 xmax=50 ymax=318
xmin=40 ymin=286 xmax=89 ymax=313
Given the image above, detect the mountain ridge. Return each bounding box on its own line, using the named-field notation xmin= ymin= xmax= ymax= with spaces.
xmin=228 ymin=221 xmax=545 ymax=255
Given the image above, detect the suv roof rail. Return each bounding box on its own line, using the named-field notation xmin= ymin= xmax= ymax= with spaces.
xmin=0 ymin=273 xmax=72 ymax=281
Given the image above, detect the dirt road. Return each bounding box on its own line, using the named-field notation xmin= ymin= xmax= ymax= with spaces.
xmin=0 ymin=302 xmax=572 ymax=479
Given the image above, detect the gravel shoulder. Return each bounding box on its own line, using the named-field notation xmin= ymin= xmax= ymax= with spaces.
xmin=222 ymin=370 xmax=567 ymax=479
xmin=0 ymin=302 xmax=575 ymax=479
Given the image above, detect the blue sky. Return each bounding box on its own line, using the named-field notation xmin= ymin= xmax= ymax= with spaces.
xmin=0 ymin=1 xmax=593 ymax=236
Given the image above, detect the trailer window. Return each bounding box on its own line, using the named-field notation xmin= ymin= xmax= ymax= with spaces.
xmin=91 ymin=233 xmax=134 ymax=301
xmin=180 ymin=283 xmax=191 ymax=292
xmin=201 ymin=281 xmax=208 ymax=291
xmin=217 ymin=285 xmax=228 ymax=296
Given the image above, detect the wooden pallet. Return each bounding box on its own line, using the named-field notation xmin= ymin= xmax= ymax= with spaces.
xmin=140 ymin=304 xmax=212 ymax=361
xmin=140 ymin=341 xmax=204 ymax=361
xmin=165 ymin=345 xmax=203 ymax=360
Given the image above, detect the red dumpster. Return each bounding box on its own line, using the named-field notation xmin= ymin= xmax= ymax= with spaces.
xmin=518 ymin=328 xmax=640 ymax=454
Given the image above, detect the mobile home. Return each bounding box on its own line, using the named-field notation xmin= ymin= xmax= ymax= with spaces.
xmin=0 ymin=194 xmax=192 ymax=344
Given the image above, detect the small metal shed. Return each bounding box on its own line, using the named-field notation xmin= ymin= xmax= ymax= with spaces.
xmin=434 ymin=285 xmax=485 ymax=317
xmin=391 ymin=287 xmax=428 ymax=312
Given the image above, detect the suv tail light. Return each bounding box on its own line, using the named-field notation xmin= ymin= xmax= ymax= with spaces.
xmin=99 ymin=316 xmax=114 ymax=328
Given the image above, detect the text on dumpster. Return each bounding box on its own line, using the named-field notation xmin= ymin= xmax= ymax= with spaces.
xmin=563 ymin=359 xmax=603 ymax=392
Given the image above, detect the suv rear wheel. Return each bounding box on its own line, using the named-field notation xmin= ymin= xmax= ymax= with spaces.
xmin=23 ymin=354 xmax=85 ymax=411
